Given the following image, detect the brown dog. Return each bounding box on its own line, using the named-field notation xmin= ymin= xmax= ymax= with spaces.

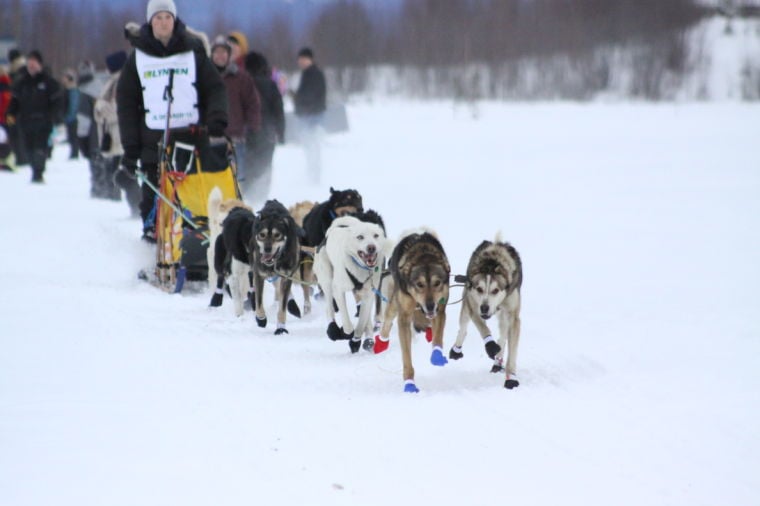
xmin=375 ymin=229 xmax=450 ymax=393
xmin=286 ymin=201 xmax=318 ymax=315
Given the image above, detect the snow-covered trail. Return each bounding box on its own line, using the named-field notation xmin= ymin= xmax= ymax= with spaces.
xmin=1 ymin=102 xmax=758 ymax=506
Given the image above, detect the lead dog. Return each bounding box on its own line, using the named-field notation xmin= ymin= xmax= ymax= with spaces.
xmin=251 ymin=200 xmax=301 ymax=335
xmin=449 ymin=234 xmax=523 ymax=389
xmin=313 ymin=215 xmax=391 ymax=353
xmin=374 ymin=229 xmax=451 ymax=393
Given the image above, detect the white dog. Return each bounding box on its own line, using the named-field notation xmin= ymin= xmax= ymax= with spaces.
xmin=314 ymin=216 xmax=392 ymax=353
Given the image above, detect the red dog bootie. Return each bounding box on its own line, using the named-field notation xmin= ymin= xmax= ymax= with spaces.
xmin=373 ymin=335 xmax=390 ymax=354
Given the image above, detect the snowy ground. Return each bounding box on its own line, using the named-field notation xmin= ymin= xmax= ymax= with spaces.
xmin=1 ymin=101 xmax=758 ymax=506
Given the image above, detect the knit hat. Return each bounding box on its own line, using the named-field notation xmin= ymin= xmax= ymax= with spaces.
xmin=244 ymin=51 xmax=270 ymax=77
xmin=105 ymin=50 xmax=128 ymax=73
xmin=211 ymin=35 xmax=231 ymax=55
xmin=227 ymin=31 xmax=249 ymax=55
xmin=8 ymin=48 xmax=21 ymax=62
xmin=26 ymin=50 xmax=43 ymax=64
xmin=146 ymin=0 xmax=177 ymax=22
xmin=298 ymin=47 xmax=314 ymax=60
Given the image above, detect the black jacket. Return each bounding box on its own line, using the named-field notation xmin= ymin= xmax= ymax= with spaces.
xmin=252 ymin=76 xmax=285 ymax=143
xmin=7 ymin=68 xmax=62 ymax=131
xmin=295 ymin=64 xmax=326 ymax=117
xmin=117 ymin=19 xmax=228 ymax=163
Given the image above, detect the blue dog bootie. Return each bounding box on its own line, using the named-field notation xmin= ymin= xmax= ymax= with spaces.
xmin=430 ymin=346 xmax=448 ymax=366
xmin=404 ymin=380 xmax=420 ymax=393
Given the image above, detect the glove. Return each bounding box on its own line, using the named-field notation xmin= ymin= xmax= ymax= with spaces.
xmin=113 ymin=158 xmax=138 ymax=186
xmin=121 ymin=158 xmax=138 ymax=176
xmin=208 ymin=125 xmax=226 ymax=138
xmin=6 ymin=115 xmax=15 ymax=126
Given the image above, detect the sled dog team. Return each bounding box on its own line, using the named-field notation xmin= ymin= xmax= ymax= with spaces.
xmin=207 ymin=187 xmax=523 ymax=393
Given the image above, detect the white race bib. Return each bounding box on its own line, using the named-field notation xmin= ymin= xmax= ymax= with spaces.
xmin=136 ymin=49 xmax=199 ymax=130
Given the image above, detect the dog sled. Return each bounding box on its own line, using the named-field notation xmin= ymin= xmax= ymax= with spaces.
xmin=139 ymin=131 xmax=241 ymax=293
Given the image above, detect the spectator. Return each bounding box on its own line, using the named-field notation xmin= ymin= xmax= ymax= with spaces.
xmin=6 ymin=48 xmax=28 ymax=166
xmin=97 ymin=50 xmax=141 ymax=212
xmin=6 ymin=50 xmax=62 ymax=183
xmin=293 ymin=47 xmax=326 ymax=184
xmin=0 ymin=66 xmax=12 ymax=171
xmin=244 ymin=51 xmax=285 ymax=205
xmin=211 ymin=37 xmax=261 ymax=192
xmin=226 ymin=31 xmax=249 ymax=69
xmin=61 ymin=69 xmax=80 ymax=159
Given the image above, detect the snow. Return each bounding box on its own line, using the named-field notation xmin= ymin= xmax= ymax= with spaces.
xmin=1 ymin=101 xmax=759 ymax=505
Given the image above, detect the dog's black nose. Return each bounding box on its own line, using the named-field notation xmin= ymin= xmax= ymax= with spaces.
xmin=426 ymin=301 xmax=437 ymax=314
xmin=367 ymin=244 xmax=376 ymax=254
xmin=480 ymin=304 xmax=490 ymax=316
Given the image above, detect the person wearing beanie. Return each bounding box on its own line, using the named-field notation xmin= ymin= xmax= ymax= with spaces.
xmin=293 ymin=47 xmax=326 ymax=184
xmin=117 ymin=0 xmax=227 ymax=241
xmin=61 ymin=69 xmax=80 ymax=159
xmin=6 ymin=50 xmax=62 ymax=183
xmin=96 ymin=50 xmax=140 ymax=212
xmin=210 ymin=37 xmax=260 ymax=193
xmin=244 ymin=51 xmax=285 ymax=204
xmin=227 ymin=31 xmax=249 ymax=68
xmin=146 ymin=0 xmax=177 ymax=24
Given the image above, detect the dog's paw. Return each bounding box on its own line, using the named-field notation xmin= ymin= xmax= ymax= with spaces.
xmin=209 ymin=292 xmax=223 ymax=307
xmin=431 ymin=346 xmax=448 ymax=367
xmin=449 ymin=346 xmax=464 ymax=360
xmin=424 ymin=327 xmax=433 ymax=343
xmin=490 ymin=364 xmax=505 ymax=374
xmin=362 ymin=338 xmax=375 ymax=352
xmin=485 ymin=341 xmax=501 ymax=359
xmin=403 ymin=380 xmax=419 ymax=393
xmin=327 ymin=321 xmax=345 ymax=341
xmin=348 ymin=334 xmax=361 ymax=354
xmin=287 ymin=299 xmax=302 ymax=319
xmin=274 ymin=327 xmax=289 ymax=336
xmin=504 ymin=377 xmax=520 ymax=389
xmin=373 ymin=335 xmax=390 ymax=354
xmin=256 ymin=315 xmax=268 ymax=328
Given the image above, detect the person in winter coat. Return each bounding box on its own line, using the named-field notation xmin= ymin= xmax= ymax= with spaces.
xmin=61 ymin=70 xmax=80 ymax=159
xmin=210 ymin=38 xmax=260 ymax=190
xmin=6 ymin=48 xmax=29 ymax=167
xmin=244 ymin=51 xmax=285 ymax=205
xmin=293 ymin=47 xmax=326 ymax=184
xmin=97 ymin=50 xmax=141 ymax=213
xmin=0 ymin=67 xmax=13 ymax=171
xmin=116 ymin=0 xmax=228 ymax=241
xmin=5 ymin=50 xmax=62 ymax=183
xmin=76 ymin=60 xmax=107 ymax=197
xmin=226 ymin=31 xmax=249 ymax=69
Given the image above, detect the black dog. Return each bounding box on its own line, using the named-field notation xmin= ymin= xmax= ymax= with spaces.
xmin=209 ymin=207 xmax=256 ymax=317
xmin=301 ymin=187 xmax=364 ymax=248
xmin=251 ymin=200 xmax=301 ymax=335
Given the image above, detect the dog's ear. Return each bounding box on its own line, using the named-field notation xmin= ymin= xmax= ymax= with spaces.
xmin=329 ymin=186 xmax=336 ymax=195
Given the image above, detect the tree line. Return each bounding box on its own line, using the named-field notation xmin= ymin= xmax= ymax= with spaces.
xmin=0 ymin=0 xmax=723 ymax=99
